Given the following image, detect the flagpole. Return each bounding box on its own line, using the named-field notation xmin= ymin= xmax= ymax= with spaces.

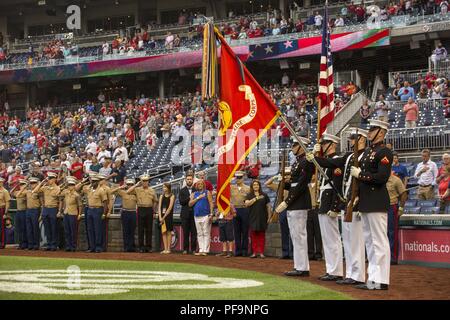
xmin=278 ymin=113 xmax=345 ymax=203
xmin=314 ymin=96 xmax=321 ymax=207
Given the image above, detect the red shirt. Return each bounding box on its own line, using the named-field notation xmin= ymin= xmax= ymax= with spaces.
xmin=70 ymin=162 xmax=84 ymax=180
xmin=438 ymin=176 xmax=450 ymax=201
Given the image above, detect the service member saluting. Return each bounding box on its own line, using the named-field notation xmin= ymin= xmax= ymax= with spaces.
xmin=275 ymin=137 xmax=315 ymax=277
xmin=78 ymin=174 xmax=108 ymax=253
xmin=111 ymin=179 xmax=138 ymax=252
xmin=16 ymin=177 xmax=42 ymax=250
xmin=349 ymin=119 xmax=393 ymax=290
xmin=0 ymin=178 xmax=11 ymax=249
xmin=32 ymin=172 xmax=61 ymax=251
xmin=127 ymin=174 xmax=158 ymax=253
xmin=12 ymin=179 xmax=29 ymax=250
xmin=59 ymin=177 xmax=82 ymax=252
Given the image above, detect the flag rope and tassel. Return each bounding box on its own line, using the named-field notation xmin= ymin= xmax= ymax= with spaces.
xmin=201 ymin=21 xmax=218 ymax=100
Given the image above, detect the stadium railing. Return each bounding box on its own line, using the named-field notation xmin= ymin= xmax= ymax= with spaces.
xmin=388 ymin=68 xmax=450 ymax=87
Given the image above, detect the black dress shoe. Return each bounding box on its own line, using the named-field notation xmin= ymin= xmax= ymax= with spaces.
xmin=284 ymin=270 xmax=310 ymax=277
xmin=336 ymin=278 xmax=363 ymax=285
xmin=309 ymin=255 xmax=316 ymax=260
xmin=355 ymin=282 xmax=389 ymax=290
xmin=279 ymin=256 xmax=290 ymax=259
xmin=65 ymin=249 xmax=71 ymax=252
xmin=319 ymin=274 xmax=343 ymax=281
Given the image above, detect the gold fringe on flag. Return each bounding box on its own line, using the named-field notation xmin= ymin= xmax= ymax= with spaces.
xmin=201 ymin=22 xmax=218 ymax=99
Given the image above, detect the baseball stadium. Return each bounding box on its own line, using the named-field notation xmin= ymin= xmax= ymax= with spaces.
xmin=0 ymin=0 xmax=449 ymax=303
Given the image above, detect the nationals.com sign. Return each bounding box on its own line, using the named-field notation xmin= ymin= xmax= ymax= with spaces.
xmin=399 ymin=229 xmax=450 ymax=266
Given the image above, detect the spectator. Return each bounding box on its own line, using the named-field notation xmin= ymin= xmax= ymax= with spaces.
xmin=158 ymin=183 xmax=175 ymax=254
xmin=360 ymin=99 xmax=371 ymax=125
xmin=22 ymin=138 xmax=34 ymax=161
xmin=4 ymin=217 xmax=14 ymax=245
xmin=98 ymin=157 xmax=112 ymax=177
xmin=436 ymin=153 xmax=450 ymax=184
xmin=398 ymin=81 xmax=415 ymax=101
xmin=189 ymin=179 xmax=214 ymax=256
xmin=431 ymin=42 xmax=447 ymax=70
xmin=70 ymin=156 xmax=84 ymax=181
xmin=392 ymin=83 xmax=402 ymax=101
xmin=244 ymin=180 xmax=271 ymax=258
xmin=296 ymin=114 xmax=310 ymax=138
xmin=374 ymin=94 xmax=390 ymax=122
xmin=110 ymin=159 xmax=126 ymax=185
xmin=403 ymin=97 xmax=419 ymax=128
xmin=165 ymin=32 xmax=174 ymax=50
xmin=335 ymin=15 xmax=345 ymax=27
xmin=392 ymin=152 xmax=409 ymax=185
xmin=438 ymin=167 xmax=450 ymax=211
xmin=314 ymin=11 xmax=323 ymax=29
xmin=414 ymin=149 xmax=439 ymax=200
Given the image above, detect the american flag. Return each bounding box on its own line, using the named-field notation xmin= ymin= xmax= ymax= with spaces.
xmin=318 ymin=3 xmax=335 ymax=136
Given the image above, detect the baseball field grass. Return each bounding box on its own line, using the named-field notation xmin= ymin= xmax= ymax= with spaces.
xmin=0 ymin=255 xmax=351 ymax=300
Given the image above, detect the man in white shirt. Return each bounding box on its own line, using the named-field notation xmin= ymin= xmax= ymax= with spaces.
xmin=414 ymin=149 xmax=439 ymax=200
xmin=282 ymin=73 xmax=289 ymax=86
xmin=85 ymin=137 xmax=98 ymax=155
xmin=314 ymin=12 xmax=323 ymax=29
xmin=105 ymin=113 xmax=115 ymax=133
xmin=83 ymin=153 xmax=94 ymax=173
xmin=97 ymin=145 xmax=112 ymax=164
xmin=335 ymin=16 xmax=344 ymax=27
xmin=113 ymin=140 xmax=129 ymax=163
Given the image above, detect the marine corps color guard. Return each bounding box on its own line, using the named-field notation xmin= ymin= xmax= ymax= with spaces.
xmin=275 ymin=137 xmax=315 ymax=277
xmin=350 ymin=119 xmax=393 ymax=290
xmin=310 ymin=133 xmax=344 ymax=282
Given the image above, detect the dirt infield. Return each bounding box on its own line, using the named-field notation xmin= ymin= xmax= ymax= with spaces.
xmin=1 ymin=248 xmax=449 ymax=300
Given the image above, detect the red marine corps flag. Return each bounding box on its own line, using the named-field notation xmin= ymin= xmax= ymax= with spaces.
xmin=202 ymin=24 xmax=280 ymax=216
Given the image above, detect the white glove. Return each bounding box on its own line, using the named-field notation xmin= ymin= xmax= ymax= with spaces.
xmin=305 ymin=152 xmax=315 ymax=162
xmin=398 ymin=207 xmax=404 ymax=217
xmin=350 ymin=166 xmax=361 ymax=178
xmin=354 ymin=211 xmax=362 ymax=220
xmin=275 ymin=201 xmax=288 ymax=214
xmin=327 ymin=210 xmax=339 ymax=218
xmin=313 ymin=143 xmax=321 ymax=153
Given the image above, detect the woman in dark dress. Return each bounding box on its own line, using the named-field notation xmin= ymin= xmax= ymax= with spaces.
xmin=244 ymin=180 xmax=272 ymax=259
xmin=158 ymin=183 xmax=175 ymax=254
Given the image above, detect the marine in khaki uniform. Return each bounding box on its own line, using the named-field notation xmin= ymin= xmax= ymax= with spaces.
xmin=97 ymin=174 xmax=115 ymax=251
xmin=12 ymin=179 xmax=29 ymax=249
xmin=111 ymin=179 xmax=137 ymax=252
xmin=230 ymin=171 xmax=251 ymax=257
xmin=0 ymin=178 xmax=11 ymax=249
xmin=127 ymin=174 xmax=158 ymax=253
xmin=60 ymin=178 xmax=82 ymax=252
xmin=80 ymin=175 xmax=108 ymax=253
xmin=33 ymin=172 xmax=61 ymax=251
xmin=386 ymin=172 xmax=407 ymax=265
xmin=16 ymin=177 xmax=42 ymax=250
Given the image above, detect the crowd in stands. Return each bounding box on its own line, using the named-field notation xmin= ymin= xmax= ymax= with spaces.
xmin=0 ymin=82 xmax=321 ymax=188
xmin=2 ymin=0 xmax=450 ymax=67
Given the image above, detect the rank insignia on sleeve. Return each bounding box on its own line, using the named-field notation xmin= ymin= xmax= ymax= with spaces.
xmin=333 ymin=168 xmax=342 ymax=176
xmin=381 ymin=156 xmax=390 ymax=165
